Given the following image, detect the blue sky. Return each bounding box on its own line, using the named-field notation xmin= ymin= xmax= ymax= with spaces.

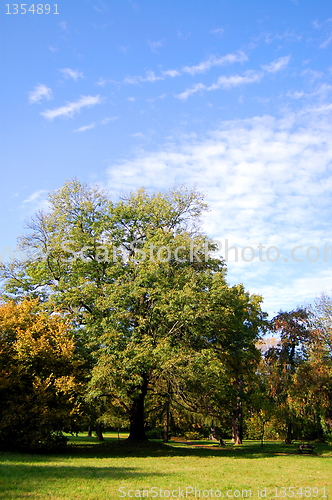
xmin=1 ymin=0 xmax=332 ymax=316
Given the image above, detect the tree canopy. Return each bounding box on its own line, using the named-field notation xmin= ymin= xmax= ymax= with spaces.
xmin=6 ymin=180 xmax=331 ymax=447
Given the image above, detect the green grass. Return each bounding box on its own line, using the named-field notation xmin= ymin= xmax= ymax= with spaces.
xmin=0 ymin=433 xmax=331 ymax=500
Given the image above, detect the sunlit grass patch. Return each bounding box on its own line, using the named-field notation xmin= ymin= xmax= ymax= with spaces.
xmin=0 ymin=436 xmax=331 ymax=500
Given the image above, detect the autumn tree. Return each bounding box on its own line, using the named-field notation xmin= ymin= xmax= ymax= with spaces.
xmin=0 ymin=299 xmax=83 ymax=450
xmin=264 ymin=308 xmax=313 ymax=443
xmin=300 ymin=294 xmax=332 ymax=437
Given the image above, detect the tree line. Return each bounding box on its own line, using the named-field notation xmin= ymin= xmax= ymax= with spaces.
xmin=0 ymin=180 xmax=331 ymax=450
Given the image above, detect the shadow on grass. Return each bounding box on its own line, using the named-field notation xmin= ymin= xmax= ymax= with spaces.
xmin=1 ymin=438 xmax=330 ymax=462
xmin=0 ymin=461 xmax=162 ymax=499
xmin=0 ymin=439 xmax=330 ymax=498
xmin=0 ymin=462 xmax=159 ymax=478
xmin=52 ymin=437 xmax=332 ymax=459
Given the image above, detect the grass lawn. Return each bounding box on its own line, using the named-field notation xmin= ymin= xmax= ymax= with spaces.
xmin=0 ymin=434 xmax=331 ymax=500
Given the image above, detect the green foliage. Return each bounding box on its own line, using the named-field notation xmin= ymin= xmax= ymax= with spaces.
xmin=2 ymin=180 xmax=332 ymax=449
xmin=145 ymin=428 xmax=164 ymax=439
xmin=0 ymin=180 xmax=267 ymax=443
xmin=183 ymin=431 xmax=203 ymax=440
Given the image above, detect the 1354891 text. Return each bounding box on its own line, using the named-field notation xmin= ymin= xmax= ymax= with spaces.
xmin=5 ymin=4 xmax=59 ymax=14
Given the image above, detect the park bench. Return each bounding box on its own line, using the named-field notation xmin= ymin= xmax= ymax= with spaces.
xmin=298 ymin=444 xmax=315 ymax=454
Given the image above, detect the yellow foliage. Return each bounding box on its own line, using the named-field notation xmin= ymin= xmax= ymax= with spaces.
xmin=0 ymin=298 xmax=83 ymax=450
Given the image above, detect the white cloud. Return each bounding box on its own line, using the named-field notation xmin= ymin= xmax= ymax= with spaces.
xmin=29 ymin=84 xmax=52 ymax=104
xmin=93 ymin=1 xmax=109 ymax=13
xmin=177 ymin=30 xmax=191 ymax=40
xmin=73 ymin=123 xmax=96 ymax=132
xmin=125 ymin=68 xmax=182 ymax=85
xmin=105 ymin=104 xmax=332 ymax=316
xmin=142 ymin=71 xmax=163 ymax=83
xmin=124 ymin=51 xmax=247 ymax=86
xmin=175 ymin=83 xmax=206 ymax=100
xmin=147 ymin=93 xmax=167 ymax=104
xmin=176 ymin=71 xmax=262 ymax=100
xmin=91 ymin=23 xmax=110 ymax=29
xmin=59 ymin=68 xmax=84 ymax=80
xmin=162 ymin=69 xmax=181 ymax=77
xmin=261 ymin=55 xmax=290 ymax=73
xmin=148 ymin=40 xmax=164 ymax=53
xmin=258 ymin=271 xmax=332 ymax=316
xmin=101 ymin=116 xmax=118 ymax=124
xmin=313 ymin=18 xmax=332 ymax=29
xmin=21 ymin=190 xmax=50 ymax=216
xmin=301 ymin=68 xmax=323 ymax=82
xmin=175 ymin=56 xmax=290 ymax=101
xmin=124 ymin=70 xmax=164 ymax=85
xmin=95 ymin=77 xmax=121 ymax=88
xmin=287 ymin=90 xmax=305 ymax=99
xmin=208 ymin=70 xmax=263 ymax=89
xmin=41 ymin=95 xmax=102 ymax=120
xmin=59 ymin=20 xmax=68 ymax=31
xmin=95 ymin=77 xmax=107 ymax=87
xmin=260 ymin=31 xmax=301 ymax=44
xmin=23 ymin=190 xmax=48 ymax=204
xmin=287 ymin=83 xmax=332 ymax=100
xmin=210 ymin=28 xmax=224 ymax=36
xmin=320 ymin=35 xmax=332 ymax=48
xmin=182 ymin=51 xmax=248 ymax=75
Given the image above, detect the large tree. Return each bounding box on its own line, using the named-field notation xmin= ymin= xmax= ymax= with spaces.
xmin=0 ymin=180 xmax=266 ymax=441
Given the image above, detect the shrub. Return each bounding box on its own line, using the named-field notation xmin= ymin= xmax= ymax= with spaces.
xmin=146 ymin=429 xmax=163 ymax=439
xmin=184 ymin=431 xmax=203 ymax=440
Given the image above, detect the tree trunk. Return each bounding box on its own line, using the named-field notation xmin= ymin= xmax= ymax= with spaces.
xmin=128 ymin=379 xmax=148 ymax=441
xmin=96 ymin=422 xmax=104 ymax=441
xmin=87 ymin=426 xmax=92 ymax=437
xmin=260 ymin=420 xmax=266 ymax=447
xmin=210 ymin=423 xmax=219 ymax=441
xmin=285 ymin=420 xmax=293 ymax=444
xmin=232 ymin=396 xmax=243 ymax=445
xmin=163 ymin=391 xmax=170 ymax=443
xmin=314 ymin=412 xmax=324 ymax=440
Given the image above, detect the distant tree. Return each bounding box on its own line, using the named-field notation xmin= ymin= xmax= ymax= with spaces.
xmin=0 ymin=299 xmax=83 ymax=450
xmin=246 ymin=356 xmax=278 ymax=445
xmin=265 ymin=308 xmax=313 ymax=443
xmin=179 ymin=290 xmax=266 ymax=445
xmin=301 ymin=294 xmax=332 ymax=437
